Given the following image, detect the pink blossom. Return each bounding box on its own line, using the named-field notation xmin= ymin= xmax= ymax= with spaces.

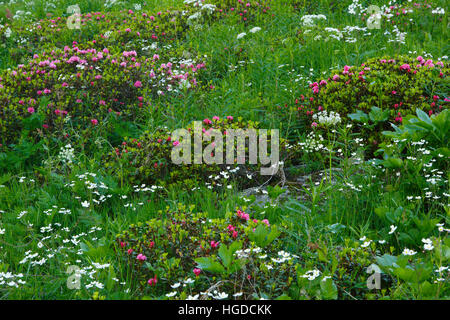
xmin=210 ymin=241 xmax=219 ymax=248
xmin=147 ymin=275 xmax=157 ymax=286
xmin=91 ymin=119 xmax=98 ymax=125
xmin=134 ymin=80 xmax=142 ymax=88
xmin=193 ymin=268 xmax=201 ymax=277
xmin=27 ymin=107 xmax=35 ymax=114
xmin=137 ymin=253 xmax=147 ymax=261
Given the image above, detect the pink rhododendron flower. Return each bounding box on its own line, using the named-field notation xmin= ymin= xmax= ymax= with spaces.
xmin=210 ymin=241 xmax=219 ymax=248
xmin=148 ymin=275 xmax=157 ymax=286
xmin=193 ymin=268 xmax=201 ymax=277
xmin=137 ymin=253 xmax=147 ymax=261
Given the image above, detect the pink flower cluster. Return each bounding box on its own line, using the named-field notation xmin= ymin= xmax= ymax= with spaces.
xmin=237 ymin=209 xmax=250 ymax=221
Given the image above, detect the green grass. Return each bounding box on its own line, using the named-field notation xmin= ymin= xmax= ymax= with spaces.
xmin=0 ymin=0 xmax=448 ymax=300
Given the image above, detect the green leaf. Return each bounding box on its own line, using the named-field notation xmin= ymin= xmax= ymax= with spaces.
xmin=248 ymin=224 xmax=280 ymax=248
xmin=376 ymin=254 xmax=397 ymax=268
xmin=320 ymin=278 xmax=338 ymax=300
xmin=194 ymin=257 xmax=226 ymax=274
xmin=348 ymin=110 xmax=369 ymax=123
xmin=416 ymin=108 xmax=432 ymax=126
xmin=369 ymin=106 xmax=389 ymax=123
xmin=218 ymin=241 xmax=242 ymax=270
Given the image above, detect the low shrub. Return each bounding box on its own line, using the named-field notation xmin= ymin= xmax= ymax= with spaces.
xmin=294 ymin=55 xmax=448 ymax=146
xmin=2 ymin=1 xmax=272 ymax=69
xmin=0 ymin=45 xmax=206 ymax=144
xmin=116 ymin=204 xmax=295 ymax=300
xmin=104 ymin=117 xmax=284 ymax=189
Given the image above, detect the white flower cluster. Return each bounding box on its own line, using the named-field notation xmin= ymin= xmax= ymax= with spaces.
xmin=347 ymin=0 xmax=363 ymax=15
xmin=58 ymin=144 xmax=75 ymax=165
xmin=301 ymin=269 xmax=321 ymax=281
xmin=185 ymin=0 xmax=216 ymax=20
xmin=4 ymin=27 xmax=12 ymax=38
xmin=431 ymin=7 xmax=445 ymax=15
xmin=235 ymin=247 xmax=263 ymax=259
xmin=0 ymin=271 xmax=26 ymax=288
xmin=312 ymin=110 xmax=342 ymax=126
xmin=301 ymin=14 xmax=326 ymax=27
xmin=271 ymin=250 xmax=297 ymax=264
xmin=402 ymin=248 xmax=417 ymax=256
xmin=422 ymin=238 xmax=434 ymax=251
xmin=298 ymin=132 xmax=325 ymax=154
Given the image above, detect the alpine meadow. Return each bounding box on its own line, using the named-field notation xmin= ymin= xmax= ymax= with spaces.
xmin=0 ymin=0 xmax=449 ymax=301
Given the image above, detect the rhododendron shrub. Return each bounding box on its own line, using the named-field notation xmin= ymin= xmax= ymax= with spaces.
xmin=104 ymin=117 xmax=285 ymax=189
xmin=4 ymin=1 xmax=272 ymax=68
xmin=116 ymin=204 xmax=295 ymax=299
xmin=0 ymin=46 xmax=206 ymax=144
xmin=295 ymin=55 xmax=448 ymax=144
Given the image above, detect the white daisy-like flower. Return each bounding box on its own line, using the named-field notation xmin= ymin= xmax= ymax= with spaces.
xmin=402 ymin=248 xmax=417 ymax=256
xmin=237 ymin=32 xmax=247 ymax=39
xmin=388 ymin=225 xmax=397 ymax=234
xmin=422 ymin=238 xmax=434 ymax=251
xmin=214 ymin=292 xmax=228 ymax=299
xmin=166 ymin=291 xmax=177 ymax=297
xmin=249 ymin=27 xmax=261 ymax=33
xmin=171 ymin=282 xmax=181 ymax=289
xmin=361 ymin=240 xmax=372 ymax=248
